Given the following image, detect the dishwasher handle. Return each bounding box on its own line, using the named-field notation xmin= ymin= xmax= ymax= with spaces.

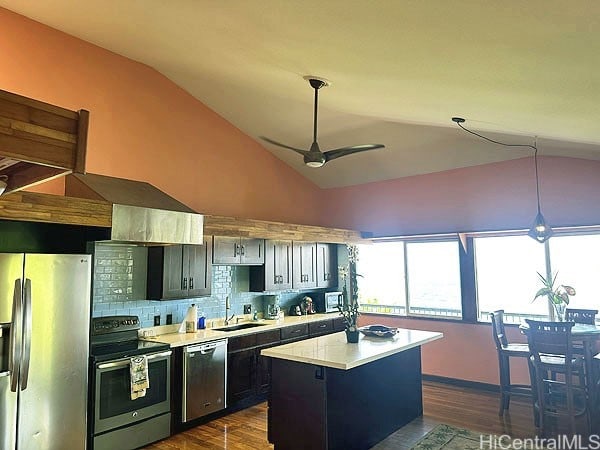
xmin=185 ymin=339 xmax=227 ymax=355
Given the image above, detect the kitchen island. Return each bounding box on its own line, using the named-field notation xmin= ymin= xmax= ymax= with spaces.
xmin=261 ymin=328 xmax=443 ymax=450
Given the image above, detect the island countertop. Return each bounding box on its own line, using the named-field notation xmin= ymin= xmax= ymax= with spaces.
xmin=261 ymin=328 xmax=443 ymax=370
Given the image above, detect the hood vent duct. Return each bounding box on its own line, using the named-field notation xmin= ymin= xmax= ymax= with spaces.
xmin=65 ymin=173 xmax=203 ymax=245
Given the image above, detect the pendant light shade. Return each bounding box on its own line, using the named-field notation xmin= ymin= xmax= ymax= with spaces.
xmin=528 ymin=211 xmax=553 ymax=243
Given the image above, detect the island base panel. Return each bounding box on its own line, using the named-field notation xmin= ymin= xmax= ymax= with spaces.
xmin=269 ymin=346 xmax=423 ymax=450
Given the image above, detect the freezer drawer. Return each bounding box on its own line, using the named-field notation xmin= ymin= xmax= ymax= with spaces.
xmin=182 ymin=339 xmax=227 ymax=422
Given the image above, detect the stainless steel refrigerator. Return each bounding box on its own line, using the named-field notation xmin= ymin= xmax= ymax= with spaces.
xmin=0 ymin=254 xmax=91 ymax=450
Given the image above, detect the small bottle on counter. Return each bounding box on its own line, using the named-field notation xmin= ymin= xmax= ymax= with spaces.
xmin=197 ymin=311 xmax=206 ymax=330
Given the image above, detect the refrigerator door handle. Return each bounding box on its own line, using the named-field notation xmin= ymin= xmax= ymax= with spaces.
xmin=20 ymin=278 xmax=32 ymax=390
xmin=8 ymin=279 xmax=23 ymax=392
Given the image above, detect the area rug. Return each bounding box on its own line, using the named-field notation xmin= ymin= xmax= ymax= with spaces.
xmin=409 ymin=424 xmax=493 ymax=450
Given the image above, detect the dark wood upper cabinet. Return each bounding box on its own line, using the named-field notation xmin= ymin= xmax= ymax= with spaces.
xmin=213 ymin=236 xmax=264 ymax=265
xmin=249 ymin=240 xmax=292 ymax=292
xmin=316 ymin=243 xmax=338 ymax=288
xmin=147 ymin=236 xmax=212 ymax=300
xmin=292 ymin=242 xmax=317 ymax=290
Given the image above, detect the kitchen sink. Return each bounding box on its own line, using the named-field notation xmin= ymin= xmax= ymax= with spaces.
xmin=214 ymin=323 xmax=268 ymax=332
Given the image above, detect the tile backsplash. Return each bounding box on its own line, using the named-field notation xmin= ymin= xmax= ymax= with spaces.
xmin=91 ymin=243 xmax=333 ymax=328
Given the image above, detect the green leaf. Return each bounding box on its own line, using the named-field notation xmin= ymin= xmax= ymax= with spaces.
xmin=533 ymin=288 xmax=551 ymax=301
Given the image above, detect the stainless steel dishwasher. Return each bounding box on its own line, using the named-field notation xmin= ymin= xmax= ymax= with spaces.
xmin=182 ymin=339 xmax=228 ymax=422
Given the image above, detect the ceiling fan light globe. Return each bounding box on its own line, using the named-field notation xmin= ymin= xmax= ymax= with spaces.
xmin=305 ymin=160 xmax=325 ymax=168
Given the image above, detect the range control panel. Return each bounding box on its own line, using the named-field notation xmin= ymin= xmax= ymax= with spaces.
xmin=91 ymin=315 xmax=140 ymax=335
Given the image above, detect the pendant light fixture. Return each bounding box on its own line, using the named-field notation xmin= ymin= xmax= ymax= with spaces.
xmin=451 ymin=118 xmax=553 ymax=243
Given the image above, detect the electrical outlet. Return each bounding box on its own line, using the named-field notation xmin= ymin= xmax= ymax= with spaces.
xmin=166 ymin=314 xmax=173 ymax=325
xmin=153 ymin=315 xmax=161 ymax=326
xmin=243 ymin=304 xmax=252 ymax=314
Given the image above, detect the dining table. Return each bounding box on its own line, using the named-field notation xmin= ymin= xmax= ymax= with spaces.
xmin=520 ymin=322 xmax=600 ymax=429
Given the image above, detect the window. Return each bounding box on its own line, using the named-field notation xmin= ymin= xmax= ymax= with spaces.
xmin=548 ymin=234 xmax=600 ymax=315
xmin=357 ymin=228 xmax=600 ymax=323
xmin=475 ymin=235 xmax=547 ymax=323
xmin=406 ymin=241 xmax=462 ymax=318
xmin=356 ymin=243 xmax=406 ymax=314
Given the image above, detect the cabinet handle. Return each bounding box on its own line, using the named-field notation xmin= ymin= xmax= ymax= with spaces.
xmin=318 ymin=324 xmax=326 ymax=329
xmin=189 ymin=277 xmax=194 ymax=289
xmin=234 ymin=243 xmax=239 ymax=256
xmin=183 ymin=277 xmax=188 ymax=289
xmin=240 ymin=245 xmax=245 ymax=256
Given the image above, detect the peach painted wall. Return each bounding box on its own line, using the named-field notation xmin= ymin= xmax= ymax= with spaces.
xmin=0 ymin=8 xmax=322 ymax=225
xmin=359 ymin=315 xmax=530 ymax=385
xmin=323 ymin=156 xmax=600 ymax=236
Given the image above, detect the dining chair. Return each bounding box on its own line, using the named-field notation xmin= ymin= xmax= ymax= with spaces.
xmin=565 ymin=308 xmax=598 ymax=325
xmin=490 ymin=310 xmax=532 ymax=416
xmin=525 ymin=319 xmax=589 ymax=437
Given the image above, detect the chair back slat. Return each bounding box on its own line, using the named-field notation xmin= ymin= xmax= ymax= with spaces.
xmin=565 ymin=308 xmax=598 ymax=325
xmin=490 ymin=310 xmax=508 ymax=349
xmin=524 ymin=319 xmax=575 ymax=363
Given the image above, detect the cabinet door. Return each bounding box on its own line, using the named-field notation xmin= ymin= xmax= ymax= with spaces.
xmin=227 ymin=349 xmax=256 ymax=404
xmin=212 ymin=236 xmax=240 ymax=265
xmin=239 ymin=238 xmax=264 ymax=265
xmin=162 ymin=245 xmax=186 ymax=299
xmin=256 ymin=347 xmax=273 ymax=395
xmin=186 ymin=238 xmax=212 ymax=297
xmin=274 ymin=240 xmax=292 ymax=290
xmin=292 ymin=242 xmax=317 ymax=289
xmin=317 ymin=243 xmax=338 ymax=288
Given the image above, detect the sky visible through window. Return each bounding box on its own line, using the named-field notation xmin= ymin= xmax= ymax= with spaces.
xmin=475 ymin=235 xmax=547 ymax=320
xmin=406 ymin=241 xmax=461 ymax=313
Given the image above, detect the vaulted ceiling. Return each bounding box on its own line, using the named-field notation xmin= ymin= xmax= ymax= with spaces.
xmin=3 ymin=1 xmax=600 ymax=188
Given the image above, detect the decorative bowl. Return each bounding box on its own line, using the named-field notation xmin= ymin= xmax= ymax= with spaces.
xmin=358 ymin=324 xmax=399 ymax=338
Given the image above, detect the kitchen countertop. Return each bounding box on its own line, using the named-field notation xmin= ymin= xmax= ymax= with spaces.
xmin=261 ymin=328 xmax=443 ymax=370
xmin=142 ymin=313 xmax=341 ymax=348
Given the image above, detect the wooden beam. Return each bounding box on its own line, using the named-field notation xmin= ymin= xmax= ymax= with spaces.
xmin=204 ymin=214 xmax=368 ymax=244
xmin=0 ymin=191 xmax=112 ymax=227
xmin=0 ymin=189 xmax=367 ymax=245
xmin=74 ymin=109 xmax=89 ymax=173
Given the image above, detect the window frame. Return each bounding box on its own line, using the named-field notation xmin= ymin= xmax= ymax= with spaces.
xmin=361 ymin=225 xmax=600 ymax=324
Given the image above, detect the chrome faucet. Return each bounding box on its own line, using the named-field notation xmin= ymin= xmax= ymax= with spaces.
xmin=224 ymin=296 xmax=235 ymax=325
xmin=224 ymin=313 xmax=235 ymax=325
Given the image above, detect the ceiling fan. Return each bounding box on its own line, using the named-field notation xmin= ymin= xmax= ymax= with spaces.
xmin=260 ymin=77 xmax=385 ymax=168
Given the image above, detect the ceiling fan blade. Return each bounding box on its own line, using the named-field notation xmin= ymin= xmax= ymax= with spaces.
xmin=323 ymin=144 xmax=385 ymax=162
xmin=259 ymin=136 xmax=308 ymax=156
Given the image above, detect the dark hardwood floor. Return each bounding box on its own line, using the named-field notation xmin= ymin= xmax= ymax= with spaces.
xmin=144 ymin=381 xmax=536 ymax=450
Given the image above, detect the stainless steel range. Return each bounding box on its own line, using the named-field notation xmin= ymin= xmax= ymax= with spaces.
xmin=89 ymin=316 xmax=172 ymax=450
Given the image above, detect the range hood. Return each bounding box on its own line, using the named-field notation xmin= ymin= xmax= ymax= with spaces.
xmin=65 ymin=173 xmax=203 ymax=245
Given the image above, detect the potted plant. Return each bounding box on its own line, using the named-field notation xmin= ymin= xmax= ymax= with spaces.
xmin=338 ymin=245 xmax=361 ymax=343
xmin=533 ymin=271 xmax=576 ymax=321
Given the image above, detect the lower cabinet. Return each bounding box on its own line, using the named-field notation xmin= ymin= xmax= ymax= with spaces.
xmin=227 ymin=329 xmax=280 ymax=406
xmin=227 ymin=319 xmax=337 ymax=408
xmin=332 ymin=316 xmax=346 ymax=332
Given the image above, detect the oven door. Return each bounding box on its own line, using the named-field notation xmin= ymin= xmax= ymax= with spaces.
xmin=94 ymin=350 xmax=171 ymax=435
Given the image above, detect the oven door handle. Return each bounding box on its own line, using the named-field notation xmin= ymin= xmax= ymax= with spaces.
xmin=96 ymin=350 xmax=172 ymax=369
